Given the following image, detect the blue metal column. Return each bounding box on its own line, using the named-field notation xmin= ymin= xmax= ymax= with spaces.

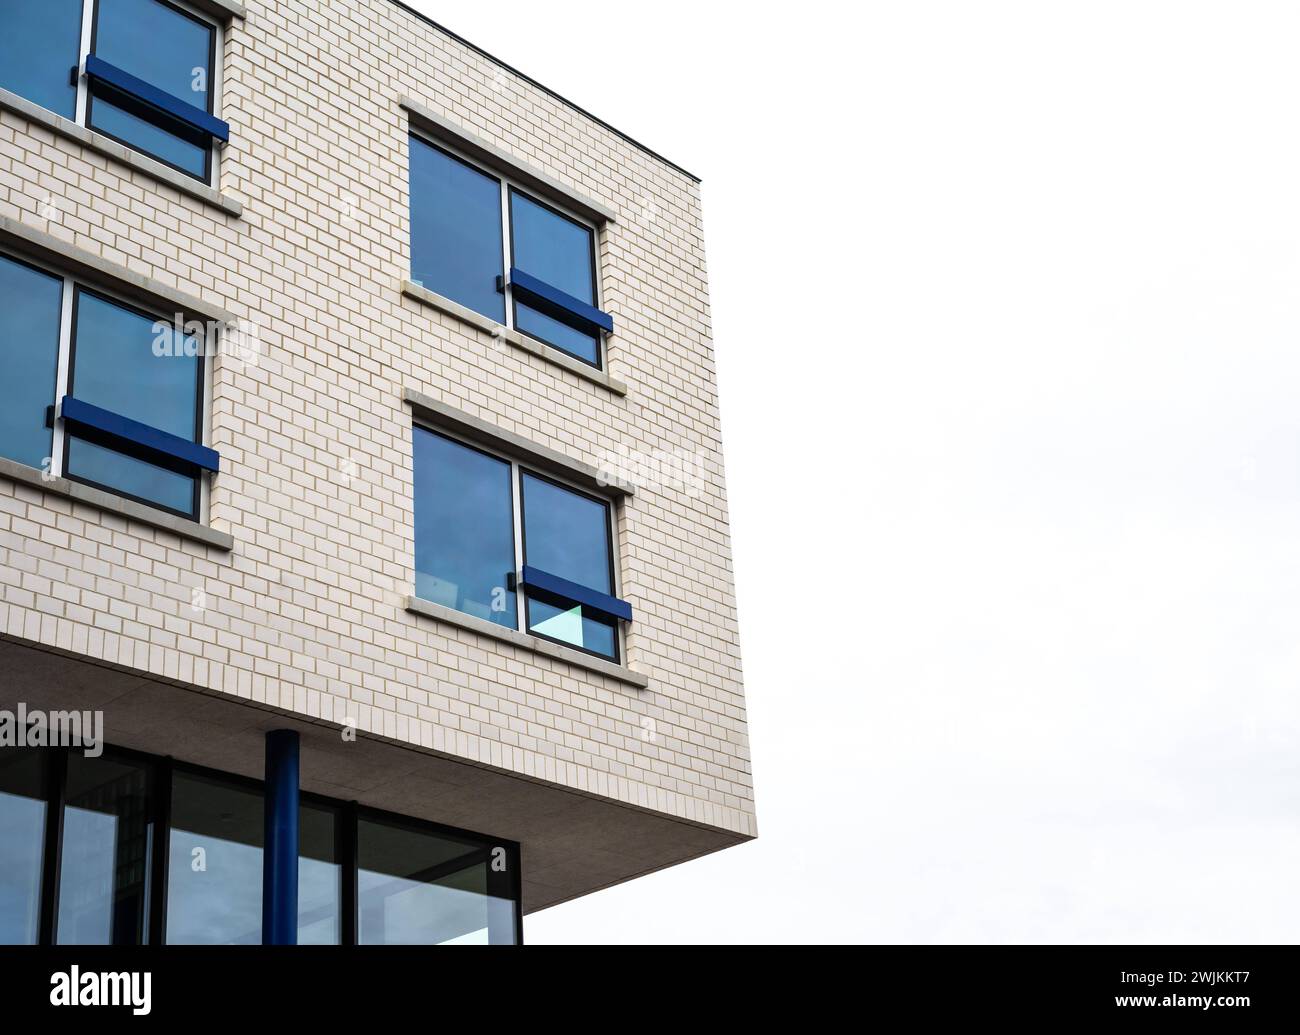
xmin=262 ymin=729 xmax=300 ymax=945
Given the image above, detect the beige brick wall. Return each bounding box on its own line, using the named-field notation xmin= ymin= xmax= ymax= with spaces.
xmin=0 ymin=0 xmax=753 ymax=839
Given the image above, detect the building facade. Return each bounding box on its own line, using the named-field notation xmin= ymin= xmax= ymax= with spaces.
xmin=0 ymin=0 xmax=753 ymax=944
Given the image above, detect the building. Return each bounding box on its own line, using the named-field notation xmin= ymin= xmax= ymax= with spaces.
xmin=0 ymin=0 xmax=753 ymax=945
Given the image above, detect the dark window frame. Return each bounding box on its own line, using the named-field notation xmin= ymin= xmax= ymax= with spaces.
xmin=519 ymin=468 xmax=621 ymax=663
xmin=411 ymin=420 xmax=627 ymax=664
xmin=85 ymin=0 xmax=220 ymax=182
xmin=507 ymin=187 xmax=603 ymax=368
xmin=407 ymin=129 xmax=610 ymax=370
xmin=12 ymin=743 xmax=523 ymax=947
xmin=62 ymin=283 xmax=207 ymax=522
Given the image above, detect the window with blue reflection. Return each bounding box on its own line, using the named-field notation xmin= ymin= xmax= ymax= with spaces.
xmin=166 ymin=771 xmax=263 ymax=945
xmin=510 ymin=190 xmax=600 ymax=366
xmin=521 ymin=473 xmax=618 ymax=660
xmin=65 ymin=288 xmax=202 ymax=518
xmin=57 ymin=752 xmax=152 ymax=945
xmin=0 ymin=0 xmax=84 ymax=118
xmin=358 ymin=816 xmax=516 ymax=945
xmin=413 ymin=427 xmax=517 ymax=628
xmin=88 ymin=0 xmax=215 ymax=179
xmin=0 ymin=751 xmax=46 ymax=945
xmin=0 ymin=254 xmax=63 ymax=472
xmin=298 ymin=803 xmax=340 ymax=945
xmin=409 ymin=137 xmax=506 ymax=323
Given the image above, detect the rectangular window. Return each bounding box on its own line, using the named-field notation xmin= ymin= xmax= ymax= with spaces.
xmin=521 ymin=473 xmax=619 ymax=660
xmin=357 ymin=815 xmax=516 ymax=946
xmin=0 ymin=254 xmax=63 ymax=472
xmin=166 ymin=769 xmax=263 ymax=945
xmin=56 ymin=752 xmax=154 ymax=945
xmin=412 ymin=426 xmax=517 ymax=629
xmin=407 ymin=133 xmax=613 ymax=369
xmin=0 ymin=248 xmax=220 ymax=522
xmin=510 ymin=190 xmax=601 ymax=367
xmin=0 ymin=0 xmax=227 ymax=184
xmin=65 ymin=288 xmax=206 ymax=518
xmin=0 ymin=751 xmax=47 ymax=945
xmin=297 ymin=802 xmax=341 ymax=946
xmin=409 ymin=137 xmax=505 ymax=324
xmin=0 ymin=0 xmax=84 ymax=118
xmin=411 ymin=426 xmax=631 ymax=663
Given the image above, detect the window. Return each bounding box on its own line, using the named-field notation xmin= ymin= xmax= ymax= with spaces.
xmin=57 ymin=752 xmax=154 ymax=945
xmin=510 ymin=190 xmax=601 ymax=366
xmin=297 ymin=802 xmax=341 ymax=945
xmin=0 ymin=0 xmax=227 ymax=183
xmin=0 ymin=0 xmax=84 ymax=119
xmin=0 ymin=747 xmax=521 ymax=945
xmin=0 ymin=751 xmax=47 ymax=945
xmin=0 ymin=254 xmax=63 ymax=472
xmin=409 ymin=137 xmax=505 ymax=324
xmin=166 ymin=770 xmax=263 ymax=945
xmin=408 ymin=133 xmax=613 ymax=368
xmin=411 ymin=426 xmax=632 ymax=663
xmin=358 ymin=815 xmax=516 ymax=946
xmin=0 ymin=249 xmax=221 ymax=522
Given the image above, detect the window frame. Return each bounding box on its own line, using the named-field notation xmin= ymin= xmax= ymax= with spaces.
xmin=412 ymin=420 xmax=627 ymax=664
xmin=408 ymin=128 xmax=609 ymax=370
xmin=0 ymin=243 xmax=217 ymax=524
xmin=81 ymin=0 xmax=223 ymax=184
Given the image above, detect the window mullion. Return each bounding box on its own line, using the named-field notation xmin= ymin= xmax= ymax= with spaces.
xmin=49 ymin=276 xmax=76 ymax=479
xmin=512 ymin=461 xmax=525 ymax=631
xmin=73 ymin=0 xmax=95 ymax=125
xmin=500 ymin=179 xmax=514 ymax=329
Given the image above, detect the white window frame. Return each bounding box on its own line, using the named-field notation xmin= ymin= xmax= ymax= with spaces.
xmin=409 ymin=129 xmax=607 ymax=371
xmin=412 ymin=419 xmax=626 ymax=664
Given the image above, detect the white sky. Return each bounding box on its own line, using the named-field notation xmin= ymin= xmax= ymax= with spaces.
xmin=411 ymin=0 xmax=1300 ymax=943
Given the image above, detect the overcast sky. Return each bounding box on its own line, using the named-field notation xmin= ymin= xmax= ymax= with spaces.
xmin=412 ymin=0 xmax=1300 ymax=943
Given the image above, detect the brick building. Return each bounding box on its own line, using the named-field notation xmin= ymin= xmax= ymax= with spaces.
xmin=0 ymin=0 xmax=752 ymax=944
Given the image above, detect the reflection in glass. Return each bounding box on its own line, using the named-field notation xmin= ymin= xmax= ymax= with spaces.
xmin=88 ymin=0 xmax=214 ymax=178
xmin=166 ymin=771 xmax=263 ymax=945
xmin=510 ymin=190 xmax=599 ymax=365
xmin=0 ymin=254 xmax=62 ymax=471
xmin=57 ymin=753 xmax=153 ymax=945
xmin=0 ymin=751 xmax=46 ymax=944
xmin=0 ymin=0 xmax=84 ymax=118
xmin=413 ymin=427 xmax=517 ymax=628
xmin=298 ymin=802 xmax=339 ymax=945
xmin=520 ymin=473 xmax=618 ymax=660
xmin=358 ymin=817 xmax=514 ymax=945
xmin=65 ymin=288 xmax=201 ymax=517
xmin=409 ymin=137 xmax=505 ymax=323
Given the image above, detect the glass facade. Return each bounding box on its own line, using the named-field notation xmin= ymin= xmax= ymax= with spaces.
xmin=0 ymin=747 xmax=519 ymax=945
xmin=412 ymin=427 xmax=517 ymax=628
xmin=0 ymin=752 xmax=47 ymax=945
xmin=57 ymin=752 xmax=153 ymax=945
